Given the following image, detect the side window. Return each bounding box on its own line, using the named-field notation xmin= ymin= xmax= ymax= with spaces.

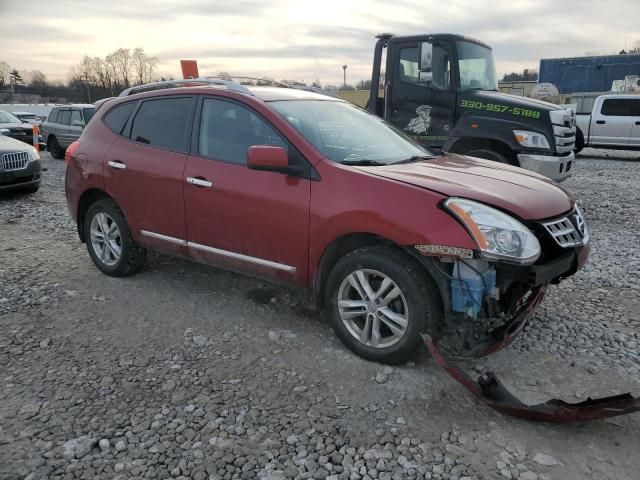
xmin=601 ymin=99 xmax=632 ymax=116
xmin=70 ymin=110 xmax=82 ymax=126
xmin=130 ymin=97 xmax=192 ymax=153
xmin=103 ymin=102 xmax=136 ymax=135
xmin=198 ymin=98 xmax=287 ymax=165
xmin=48 ymin=108 xmax=59 ymax=123
xmin=398 ymin=45 xmax=451 ymax=89
xmin=58 ymin=110 xmax=71 ymax=126
xmin=630 ymin=99 xmax=640 ymax=116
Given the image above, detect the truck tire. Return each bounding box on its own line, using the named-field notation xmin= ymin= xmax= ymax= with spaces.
xmin=84 ymin=199 xmax=147 ymax=277
xmin=47 ymin=136 xmax=65 ymax=160
xmin=574 ymin=128 xmax=584 ymax=154
xmin=463 ymin=148 xmax=509 ymax=164
xmin=325 ymin=246 xmax=441 ymax=364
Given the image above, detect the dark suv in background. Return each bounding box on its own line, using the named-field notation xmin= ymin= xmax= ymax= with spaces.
xmin=42 ymin=104 xmax=95 ymax=159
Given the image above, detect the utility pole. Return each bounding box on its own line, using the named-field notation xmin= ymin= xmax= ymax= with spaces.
xmin=342 ymin=65 xmax=347 ymax=89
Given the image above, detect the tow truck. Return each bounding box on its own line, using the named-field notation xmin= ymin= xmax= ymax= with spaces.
xmin=367 ymin=33 xmax=576 ymax=182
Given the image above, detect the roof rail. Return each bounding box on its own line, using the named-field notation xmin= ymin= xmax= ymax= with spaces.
xmin=118 ymin=78 xmax=254 ymax=97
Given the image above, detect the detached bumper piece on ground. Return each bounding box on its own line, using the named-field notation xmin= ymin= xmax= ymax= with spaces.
xmin=425 ymin=329 xmax=640 ymax=422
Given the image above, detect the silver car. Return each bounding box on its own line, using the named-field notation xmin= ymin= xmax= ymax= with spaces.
xmin=42 ymin=104 xmax=95 ymax=159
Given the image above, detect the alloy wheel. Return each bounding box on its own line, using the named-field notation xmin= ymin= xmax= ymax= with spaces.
xmin=337 ymin=269 xmax=409 ymax=348
xmin=89 ymin=212 xmax=122 ymax=266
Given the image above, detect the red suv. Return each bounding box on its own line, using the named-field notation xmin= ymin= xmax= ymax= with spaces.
xmin=65 ymin=80 xmax=590 ymax=364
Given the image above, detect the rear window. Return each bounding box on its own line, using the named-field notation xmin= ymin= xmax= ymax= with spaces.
xmin=48 ymin=109 xmax=59 ymax=123
xmin=103 ymin=102 xmax=136 ymax=135
xmin=58 ymin=110 xmax=71 ymax=126
xmin=601 ymin=99 xmax=633 ymax=116
xmin=129 ymin=97 xmax=193 ymax=153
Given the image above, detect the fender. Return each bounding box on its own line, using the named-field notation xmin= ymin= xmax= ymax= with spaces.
xmin=444 ymin=113 xmax=548 ymax=154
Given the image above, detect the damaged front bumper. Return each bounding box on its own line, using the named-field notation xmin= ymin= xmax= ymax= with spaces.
xmin=425 ymin=335 xmax=640 ymax=422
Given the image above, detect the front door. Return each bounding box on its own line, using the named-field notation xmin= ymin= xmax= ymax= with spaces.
xmin=184 ymin=97 xmax=311 ymax=285
xmin=387 ymin=40 xmax=456 ymax=149
xmin=590 ymin=98 xmax=633 ymax=146
xmin=103 ymin=96 xmax=196 ymax=256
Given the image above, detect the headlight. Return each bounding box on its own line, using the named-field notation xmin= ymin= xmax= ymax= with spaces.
xmin=27 ymin=146 xmax=40 ymax=161
xmin=513 ymin=130 xmax=550 ymax=149
xmin=444 ymin=198 xmax=540 ymax=264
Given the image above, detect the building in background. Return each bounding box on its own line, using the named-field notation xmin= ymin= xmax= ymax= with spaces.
xmin=539 ymin=53 xmax=640 ymax=93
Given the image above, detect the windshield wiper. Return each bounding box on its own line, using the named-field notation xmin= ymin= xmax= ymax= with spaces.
xmin=340 ymin=159 xmax=387 ymax=166
xmin=391 ymin=155 xmax=434 ymax=165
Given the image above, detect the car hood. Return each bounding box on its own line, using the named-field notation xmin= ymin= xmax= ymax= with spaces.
xmin=358 ymin=154 xmax=574 ymax=220
xmin=0 ymin=133 xmax=34 ymax=153
xmin=472 ymin=90 xmax=565 ymax=111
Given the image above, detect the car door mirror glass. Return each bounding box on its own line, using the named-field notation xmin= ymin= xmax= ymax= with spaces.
xmin=419 ymin=42 xmax=433 ymax=71
xmin=419 ymin=71 xmax=433 ymax=84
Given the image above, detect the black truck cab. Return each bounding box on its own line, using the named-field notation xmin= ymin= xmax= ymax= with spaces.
xmin=368 ymin=33 xmax=576 ymax=182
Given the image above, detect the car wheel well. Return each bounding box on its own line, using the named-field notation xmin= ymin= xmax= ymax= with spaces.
xmin=314 ymin=233 xmax=410 ymax=309
xmin=449 ymin=137 xmax=518 ymax=166
xmin=76 ymin=189 xmax=114 ymax=242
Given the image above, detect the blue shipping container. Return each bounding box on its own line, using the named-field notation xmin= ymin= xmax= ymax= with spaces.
xmin=539 ymin=54 xmax=640 ymax=93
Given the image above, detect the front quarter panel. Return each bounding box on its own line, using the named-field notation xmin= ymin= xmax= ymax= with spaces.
xmin=309 ymin=160 xmax=476 ymax=280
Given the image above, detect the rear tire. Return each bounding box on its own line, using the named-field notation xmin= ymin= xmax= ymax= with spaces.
xmin=325 ymin=246 xmax=441 ymax=364
xmin=48 ymin=136 xmax=65 ymax=160
xmin=84 ymin=199 xmax=147 ymax=277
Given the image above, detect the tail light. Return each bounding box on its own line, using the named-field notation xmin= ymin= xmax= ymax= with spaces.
xmin=65 ymin=140 xmax=81 ymax=165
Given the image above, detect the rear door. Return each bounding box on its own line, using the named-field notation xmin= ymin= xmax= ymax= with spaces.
xmin=590 ymin=98 xmax=633 ymax=146
xmin=387 ymin=40 xmax=456 ymax=148
xmin=183 ymin=96 xmax=311 ymax=285
xmin=57 ymin=109 xmax=72 ymax=146
xmin=629 ymin=98 xmax=640 ymax=147
xmin=103 ymin=96 xmax=195 ymax=257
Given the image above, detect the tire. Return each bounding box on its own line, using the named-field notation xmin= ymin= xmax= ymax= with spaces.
xmin=325 ymin=246 xmax=442 ymax=364
xmin=47 ymin=136 xmax=65 ymax=160
xmin=574 ymin=128 xmax=584 ymax=154
xmin=464 ymin=148 xmax=509 ymax=164
xmin=84 ymin=199 xmax=147 ymax=277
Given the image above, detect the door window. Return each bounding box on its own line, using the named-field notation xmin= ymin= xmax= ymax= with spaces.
xmin=130 ymin=97 xmax=193 ymax=153
xmin=58 ymin=110 xmax=71 ymax=126
xmin=70 ymin=110 xmax=82 ymax=126
xmin=398 ymin=45 xmax=451 ymax=90
xmin=601 ymin=99 xmax=634 ymax=116
xmin=198 ymin=98 xmax=287 ymax=165
xmin=48 ymin=108 xmax=59 ymax=123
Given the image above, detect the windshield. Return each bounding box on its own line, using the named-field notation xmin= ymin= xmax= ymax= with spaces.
xmin=83 ymin=108 xmax=96 ymax=124
xmin=0 ymin=110 xmax=21 ymax=123
xmin=269 ymin=100 xmax=432 ymax=165
xmin=457 ymin=41 xmax=498 ymax=91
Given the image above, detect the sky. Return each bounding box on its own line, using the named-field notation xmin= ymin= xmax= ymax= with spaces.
xmin=1 ymin=0 xmax=639 ymax=85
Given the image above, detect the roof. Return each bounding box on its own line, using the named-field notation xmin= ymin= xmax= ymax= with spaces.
xmin=12 ymin=111 xmax=39 ymax=115
xmin=50 ymin=104 xmax=95 ymax=109
xmin=247 ymin=86 xmax=341 ymax=102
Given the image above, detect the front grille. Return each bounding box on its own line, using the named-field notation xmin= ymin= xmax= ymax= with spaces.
xmin=549 ymin=109 xmax=576 ymax=154
xmin=1 ymin=151 xmax=30 ymax=172
xmin=542 ymin=207 xmax=589 ymax=248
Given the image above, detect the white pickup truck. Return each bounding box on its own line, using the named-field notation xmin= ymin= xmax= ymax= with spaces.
xmin=575 ymin=94 xmax=640 ymax=152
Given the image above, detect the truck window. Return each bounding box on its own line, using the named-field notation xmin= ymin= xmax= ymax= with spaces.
xmin=129 ymin=97 xmax=193 ymax=153
xmin=58 ymin=110 xmax=71 ymax=126
xmin=48 ymin=108 xmax=59 ymax=123
xmin=601 ymin=99 xmax=634 ymax=116
xmin=457 ymin=41 xmax=498 ymax=91
xmin=70 ymin=110 xmax=82 ymax=125
xmin=398 ymin=46 xmax=451 ymax=90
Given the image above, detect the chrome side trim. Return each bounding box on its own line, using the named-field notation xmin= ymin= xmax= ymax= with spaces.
xmin=188 ymin=241 xmax=297 ymax=273
xmin=140 ymin=230 xmax=187 ymax=246
xmin=139 ymin=230 xmax=296 ymax=273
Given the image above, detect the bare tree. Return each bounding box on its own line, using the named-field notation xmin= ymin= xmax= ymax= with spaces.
xmin=111 ymin=48 xmax=132 ymax=88
xmin=132 ymin=48 xmax=159 ymax=85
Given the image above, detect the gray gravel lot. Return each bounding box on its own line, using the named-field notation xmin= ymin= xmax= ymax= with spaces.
xmin=1 ymin=150 xmax=639 ymax=480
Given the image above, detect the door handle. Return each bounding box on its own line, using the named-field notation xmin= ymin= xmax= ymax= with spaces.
xmin=596 ymin=120 xmax=606 ymax=125
xmin=186 ymin=176 xmax=213 ymax=188
xmin=108 ymin=160 xmax=126 ymax=170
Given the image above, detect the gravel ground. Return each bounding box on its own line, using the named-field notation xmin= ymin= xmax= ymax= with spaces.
xmin=1 ymin=151 xmax=639 ymax=480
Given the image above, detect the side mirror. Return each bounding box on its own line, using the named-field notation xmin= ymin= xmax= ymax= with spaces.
xmin=247 ymin=145 xmax=289 ymax=173
xmin=419 ymin=41 xmax=433 ymax=71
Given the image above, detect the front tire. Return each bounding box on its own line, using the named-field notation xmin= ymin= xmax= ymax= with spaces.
xmin=84 ymin=199 xmax=147 ymax=277
xmin=325 ymin=246 xmax=441 ymax=364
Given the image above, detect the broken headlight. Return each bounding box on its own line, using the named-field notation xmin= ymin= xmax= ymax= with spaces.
xmin=444 ymin=198 xmax=540 ymax=265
